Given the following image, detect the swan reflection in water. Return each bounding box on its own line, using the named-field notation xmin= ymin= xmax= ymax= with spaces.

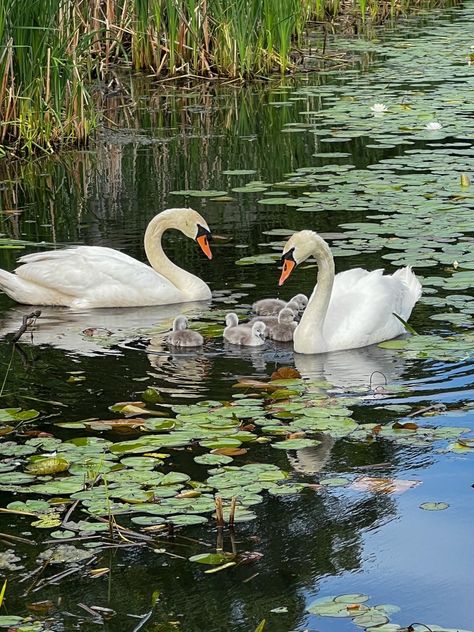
xmin=289 ymin=345 xmax=406 ymax=475
xmin=147 ymin=334 xmax=212 ymax=398
xmin=0 ymin=303 xmax=408 ymax=473
xmin=0 ymin=303 xmax=208 ymax=356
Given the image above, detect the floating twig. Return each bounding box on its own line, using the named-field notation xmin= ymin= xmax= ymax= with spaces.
xmin=0 ymin=528 xmax=36 ymax=544
xmin=242 ymin=572 xmax=260 ymax=583
xmin=406 ymin=404 xmax=446 ymax=418
xmin=62 ymin=499 xmax=80 ymax=529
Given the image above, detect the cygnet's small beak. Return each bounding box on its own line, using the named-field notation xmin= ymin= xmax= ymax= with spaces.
xmin=196 ymin=225 xmax=213 ymax=260
xmin=279 ymin=254 xmax=295 ymax=286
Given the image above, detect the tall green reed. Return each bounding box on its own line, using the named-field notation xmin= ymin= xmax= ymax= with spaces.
xmin=0 ymin=0 xmax=458 ymax=155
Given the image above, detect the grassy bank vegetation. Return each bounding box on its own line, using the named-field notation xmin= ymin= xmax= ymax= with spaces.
xmin=0 ymin=0 xmax=456 ymax=156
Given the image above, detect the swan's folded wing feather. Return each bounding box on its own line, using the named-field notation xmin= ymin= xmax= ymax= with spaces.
xmin=15 ymin=246 xmax=174 ymax=299
xmin=325 ymin=269 xmax=417 ymax=348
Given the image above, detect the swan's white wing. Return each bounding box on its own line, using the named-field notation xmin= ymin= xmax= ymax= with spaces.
xmin=14 ymin=246 xmax=183 ymax=307
xmin=324 ymin=267 xmax=421 ymax=349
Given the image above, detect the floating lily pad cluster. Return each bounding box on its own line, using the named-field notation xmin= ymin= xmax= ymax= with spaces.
xmin=232 ymin=13 xmax=474 ymax=334
xmin=307 ymin=593 xmax=472 ymax=632
xmin=0 ymin=372 xmax=471 ymax=538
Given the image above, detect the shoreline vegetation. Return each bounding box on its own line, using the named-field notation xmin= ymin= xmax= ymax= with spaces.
xmin=0 ymin=0 xmax=458 ymax=157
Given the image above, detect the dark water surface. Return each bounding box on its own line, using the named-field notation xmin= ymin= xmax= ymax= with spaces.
xmin=0 ymin=4 xmax=473 ymax=631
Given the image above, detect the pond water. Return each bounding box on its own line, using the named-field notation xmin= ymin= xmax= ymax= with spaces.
xmin=0 ymin=3 xmax=473 ymax=632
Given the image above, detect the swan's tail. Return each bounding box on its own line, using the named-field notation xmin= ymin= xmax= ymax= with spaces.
xmin=0 ymin=268 xmax=59 ymax=306
xmin=0 ymin=269 xmax=25 ymax=301
xmin=393 ymin=266 xmax=422 ymax=320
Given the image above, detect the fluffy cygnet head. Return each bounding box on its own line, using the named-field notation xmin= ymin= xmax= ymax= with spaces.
xmin=290 ymin=294 xmax=308 ymax=311
xmin=278 ymin=308 xmax=296 ymax=324
xmin=173 ymin=315 xmax=188 ymax=331
xmin=225 ymin=313 xmax=239 ymax=328
xmin=252 ymin=321 xmax=266 ymax=340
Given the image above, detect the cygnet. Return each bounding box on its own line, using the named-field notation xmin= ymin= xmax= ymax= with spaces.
xmin=166 ymin=315 xmax=203 ymax=347
xmin=223 ymin=313 xmax=266 ymax=346
xmin=252 ymin=293 xmax=307 ymax=316
xmin=268 ymin=307 xmax=297 ymax=342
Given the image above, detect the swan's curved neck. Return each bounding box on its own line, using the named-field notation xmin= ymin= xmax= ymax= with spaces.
xmin=294 ymin=235 xmax=335 ymax=353
xmin=144 ymin=212 xmax=210 ymax=300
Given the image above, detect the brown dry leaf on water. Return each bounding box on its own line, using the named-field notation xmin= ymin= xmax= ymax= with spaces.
xmin=392 ymin=421 xmax=418 ymax=430
xmin=212 ymin=447 xmax=248 ymax=456
xmin=26 ymin=601 xmax=55 ymax=614
xmin=350 ymin=476 xmax=421 ymax=494
xmin=271 ymin=367 xmax=301 ymax=381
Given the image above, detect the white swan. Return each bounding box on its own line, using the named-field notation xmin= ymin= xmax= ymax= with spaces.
xmin=223 ymin=313 xmax=266 ymax=346
xmin=0 ymin=208 xmax=213 ymax=308
xmin=166 ymin=316 xmax=204 ymax=347
xmin=252 ymin=293 xmax=307 ymax=316
xmin=279 ymin=230 xmax=422 ymax=354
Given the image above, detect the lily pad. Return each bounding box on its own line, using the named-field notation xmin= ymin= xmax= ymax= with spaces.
xmin=420 ymin=501 xmax=449 ymax=511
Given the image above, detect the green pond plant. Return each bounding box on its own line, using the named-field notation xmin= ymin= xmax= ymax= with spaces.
xmin=0 ymin=0 xmax=461 ymax=155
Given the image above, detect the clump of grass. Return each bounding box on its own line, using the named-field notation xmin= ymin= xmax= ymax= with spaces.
xmin=0 ymin=0 xmax=97 ymax=156
xmin=0 ymin=0 xmax=459 ymax=156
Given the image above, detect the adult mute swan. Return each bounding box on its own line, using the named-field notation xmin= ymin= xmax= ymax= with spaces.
xmin=0 ymin=208 xmax=213 ymax=308
xmin=279 ymin=230 xmax=422 ymax=354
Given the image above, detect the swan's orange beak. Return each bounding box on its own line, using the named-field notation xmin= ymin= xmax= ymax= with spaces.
xmin=279 ymin=258 xmax=295 ymax=286
xmin=196 ymin=225 xmax=213 ymax=260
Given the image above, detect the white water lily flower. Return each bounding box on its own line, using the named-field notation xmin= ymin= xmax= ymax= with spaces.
xmin=425 ymin=121 xmax=442 ymax=130
xmin=370 ymin=103 xmax=388 ymax=113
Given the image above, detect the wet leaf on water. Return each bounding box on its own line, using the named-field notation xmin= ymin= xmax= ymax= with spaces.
xmin=194 ymin=453 xmax=233 ymax=466
xmin=110 ymin=402 xmax=166 ymax=417
xmin=271 ymin=438 xmax=321 ymax=450
xmin=271 ymin=367 xmax=301 ymax=381
xmin=7 ymin=499 xmax=51 ymax=514
xmin=212 ymin=447 xmax=247 ymax=456
xmin=189 ymin=552 xmax=236 ymax=565
xmin=168 ymin=514 xmax=208 ymax=526
xmin=67 ymin=375 xmax=86 ymax=384
xmin=420 ymin=501 xmax=449 ymax=511
xmin=334 ymin=593 xmax=370 ymax=604
xmin=26 ymin=457 xmax=70 ymax=476
xmin=131 ymin=515 xmax=167 ymax=526
xmin=0 ymin=617 xmax=24 ymax=627
xmin=0 ymin=408 xmax=39 ymax=422
xmin=352 ymin=610 xmax=389 ymax=626
xmin=31 ymin=514 xmax=63 ymax=529
xmin=50 ymin=529 xmax=76 ymax=539
xmin=142 ymin=388 xmax=163 ymax=404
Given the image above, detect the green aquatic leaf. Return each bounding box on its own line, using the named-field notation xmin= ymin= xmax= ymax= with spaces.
xmin=26 ymin=457 xmax=70 ymax=476
xmin=189 ymin=552 xmax=235 ymax=565
xmin=0 ymin=408 xmax=39 ymax=422
xmin=271 ymin=438 xmax=321 ymax=450
xmin=194 ymin=453 xmax=233 ymax=466
xmin=420 ymin=501 xmax=449 ymax=511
